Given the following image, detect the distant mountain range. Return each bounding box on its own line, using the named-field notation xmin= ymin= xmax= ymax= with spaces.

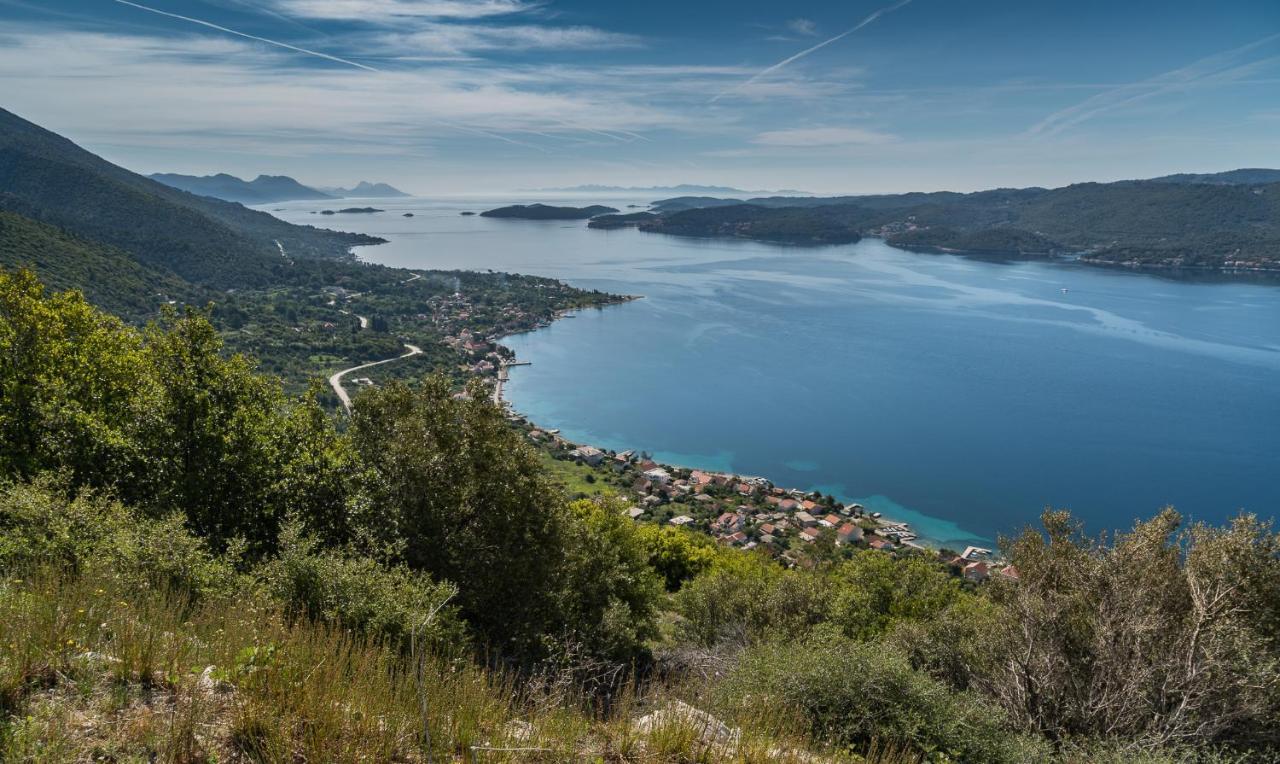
xmin=149 ymin=173 xmax=334 ymax=204
xmin=529 ymin=184 xmax=812 ymax=197
xmin=149 ymin=173 xmax=411 ymax=204
xmin=0 ymin=107 xmax=383 ymax=298
xmin=318 ymin=181 xmax=411 ymax=198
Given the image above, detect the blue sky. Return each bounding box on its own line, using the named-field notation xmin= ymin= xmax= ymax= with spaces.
xmin=1 ymin=0 xmax=1277 ymax=193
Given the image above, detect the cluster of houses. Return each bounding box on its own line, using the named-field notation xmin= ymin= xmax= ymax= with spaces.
xmin=557 ymin=446 xmax=915 ymax=559
xmin=548 ymin=439 xmax=1022 ymax=580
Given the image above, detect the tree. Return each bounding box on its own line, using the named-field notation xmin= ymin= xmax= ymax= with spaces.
xmin=348 ymin=376 xmax=573 ymax=661
xmin=0 ymin=269 xmax=151 ymax=489
xmin=134 ymin=308 xmax=293 ymax=553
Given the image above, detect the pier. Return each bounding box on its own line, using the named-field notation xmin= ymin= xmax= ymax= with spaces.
xmin=493 ymin=361 xmax=531 ymax=405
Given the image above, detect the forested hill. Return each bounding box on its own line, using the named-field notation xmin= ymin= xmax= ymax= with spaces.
xmin=0 ymin=211 xmax=198 ymax=319
xmin=642 ymin=178 xmax=1280 ymax=269
xmin=0 ymin=107 xmax=384 ymax=288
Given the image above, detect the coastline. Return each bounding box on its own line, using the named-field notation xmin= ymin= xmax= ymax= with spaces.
xmin=491 ymin=302 xmax=994 ymax=555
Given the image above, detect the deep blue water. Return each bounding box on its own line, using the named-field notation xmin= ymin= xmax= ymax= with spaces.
xmin=265 ymin=197 xmax=1280 ymax=549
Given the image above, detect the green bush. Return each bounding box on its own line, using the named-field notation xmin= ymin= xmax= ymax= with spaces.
xmin=718 ymin=637 xmax=1048 ymax=764
xmin=0 ymin=477 xmax=237 ymax=599
xmin=261 ymin=520 xmax=467 ymax=653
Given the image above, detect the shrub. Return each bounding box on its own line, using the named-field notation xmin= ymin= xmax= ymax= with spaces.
xmin=718 ymin=637 xmax=1048 ymax=764
xmin=260 ymin=520 xmax=467 ymax=652
xmin=0 ymin=477 xmax=236 ymax=599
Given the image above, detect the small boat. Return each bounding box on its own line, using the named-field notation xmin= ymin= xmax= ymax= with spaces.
xmin=871 ymin=512 xmax=883 ymax=519
xmin=1061 ymin=288 xmax=1069 ymax=294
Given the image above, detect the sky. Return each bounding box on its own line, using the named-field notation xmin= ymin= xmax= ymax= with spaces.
xmin=1 ymin=0 xmax=1278 ymax=194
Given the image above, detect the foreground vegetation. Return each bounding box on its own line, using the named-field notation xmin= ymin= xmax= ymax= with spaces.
xmin=2 ymin=269 xmax=1279 ymax=762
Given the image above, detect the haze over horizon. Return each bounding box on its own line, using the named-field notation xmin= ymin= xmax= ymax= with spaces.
xmin=2 ymin=0 xmax=1277 ymax=195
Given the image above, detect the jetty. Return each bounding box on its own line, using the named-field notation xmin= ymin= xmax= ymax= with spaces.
xmin=493 ymin=360 xmax=531 ymax=405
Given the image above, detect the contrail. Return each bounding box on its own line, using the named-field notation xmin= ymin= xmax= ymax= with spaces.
xmin=710 ymin=0 xmax=911 ymax=103
xmin=112 ymin=0 xmax=380 ymax=72
xmin=1026 ymin=33 xmax=1280 ymax=137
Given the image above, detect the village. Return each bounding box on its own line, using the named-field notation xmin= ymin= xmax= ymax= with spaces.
xmin=517 ymin=420 xmax=1019 ymax=585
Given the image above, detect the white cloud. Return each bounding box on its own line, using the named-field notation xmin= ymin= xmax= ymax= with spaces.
xmin=753 ymin=126 xmax=895 ymax=146
xmin=0 ymin=28 xmax=686 ymax=157
xmin=387 ymin=23 xmax=640 ymax=55
xmin=786 ymin=18 xmax=818 ymax=37
xmin=269 ymin=0 xmax=535 ymax=21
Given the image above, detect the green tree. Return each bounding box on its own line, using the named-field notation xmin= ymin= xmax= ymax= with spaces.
xmin=0 ymin=269 xmax=151 ymax=488
xmin=348 ymin=376 xmax=573 ymax=661
xmin=133 ymin=308 xmax=293 ymax=553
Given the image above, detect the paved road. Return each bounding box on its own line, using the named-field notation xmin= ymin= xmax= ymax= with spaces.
xmin=328 ymin=343 xmax=423 ymax=412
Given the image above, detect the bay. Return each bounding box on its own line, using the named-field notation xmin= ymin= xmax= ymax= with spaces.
xmin=264 ymin=197 xmax=1280 ymax=549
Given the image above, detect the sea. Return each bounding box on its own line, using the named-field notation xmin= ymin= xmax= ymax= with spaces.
xmin=262 ymin=196 xmax=1280 ymax=550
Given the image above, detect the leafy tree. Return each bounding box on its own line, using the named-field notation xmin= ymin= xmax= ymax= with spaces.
xmin=555 ymin=499 xmax=662 ymax=663
xmin=133 ymin=308 xmax=294 ymax=553
xmin=348 ymin=376 xmax=576 ymax=661
xmin=636 ymin=523 xmax=720 ymax=591
xmin=0 ymin=269 xmax=151 ymax=488
xmin=828 ymin=551 xmax=962 ymax=640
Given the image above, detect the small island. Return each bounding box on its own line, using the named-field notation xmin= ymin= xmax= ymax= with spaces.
xmin=460 ymin=211 xmax=476 ymax=216
xmin=402 ymin=212 xmax=415 ymax=217
xmin=319 ymin=207 xmax=384 ymax=215
xmin=480 ymin=203 xmax=619 ymax=220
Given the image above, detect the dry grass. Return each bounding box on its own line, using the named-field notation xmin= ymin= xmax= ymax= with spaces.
xmin=0 ymin=569 xmax=882 ymax=764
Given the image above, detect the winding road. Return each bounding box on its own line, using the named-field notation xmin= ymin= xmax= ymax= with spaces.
xmin=328 ymin=343 xmax=423 ymax=412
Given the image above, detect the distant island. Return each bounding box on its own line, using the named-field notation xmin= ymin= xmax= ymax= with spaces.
xmin=318 ymin=181 xmax=411 ymax=198
xmin=527 ymin=183 xmax=812 ymax=196
xmin=621 ymin=170 xmax=1280 ymax=270
xmin=149 ymin=173 xmax=334 ymax=205
xmin=480 ymin=203 xmax=619 ymax=220
xmin=587 ymin=211 xmax=659 ymax=230
xmin=320 ymin=207 xmax=384 ymax=215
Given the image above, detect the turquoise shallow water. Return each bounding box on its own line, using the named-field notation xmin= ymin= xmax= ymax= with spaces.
xmin=265 ymin=197 xmax=1280 ymax=550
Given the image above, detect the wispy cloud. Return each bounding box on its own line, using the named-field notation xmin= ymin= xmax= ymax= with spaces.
xmin=0 ymin=28 xmax=691 ymax=158
xmin=753 ymin=126 xmax=894 ymax=146
xmin=1027 ymin=33 xmax=1280 ymax=137
xmin=385 ymin=23 xmax=640 ymax=55
xmin=268 ymin=0 xmax=535 ymax=22
xmin=786 ymin=18 xmax=818 ymax=37
xmin=112 ymin=0 xmax=380 ymax=71
xmin=711 ymin=0 xmax=911 ymax=104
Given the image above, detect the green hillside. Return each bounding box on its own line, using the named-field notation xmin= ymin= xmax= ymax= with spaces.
xmin=0 ymin=210 xmax=196 ymax=319
xmin=0 ymin=107 xmax=384 ymax=288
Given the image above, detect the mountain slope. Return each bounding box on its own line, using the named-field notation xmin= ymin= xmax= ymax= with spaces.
xmin=0 ymin=210 xmax=196 ymax=319
xmin=149 ymin=173 xmax=334 ymax=204
xmin=0 ymin=108 xmax=383 ymax=288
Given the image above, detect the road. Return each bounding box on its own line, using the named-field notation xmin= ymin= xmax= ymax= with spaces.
xmin=328 ymin=344 xmax=422 ymax=412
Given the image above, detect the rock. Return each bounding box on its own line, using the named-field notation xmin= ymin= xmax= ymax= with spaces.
xmin=197 ymin=665 xmax=233 ymax=694
xmin=633 ymin=700 xmax=740 ymax=750
xmin=503 ymin=719 xmax=535 ymax=743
